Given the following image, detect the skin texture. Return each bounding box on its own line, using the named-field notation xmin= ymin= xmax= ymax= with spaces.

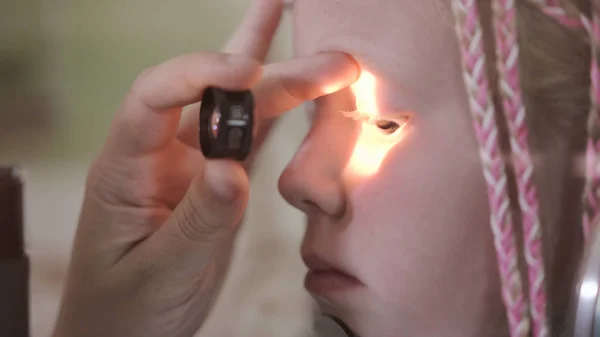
xmin=278 ymin=1 xmax=509 ymax=336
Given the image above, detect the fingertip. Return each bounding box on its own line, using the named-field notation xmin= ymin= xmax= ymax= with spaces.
xmin=250 ymin=52 xmax=361 ymax=119
xmin=222 ymin=0 xmax=284 ymax=61
xmin=315 ymin=52 xmax=361 ymax=95
xmin=203 ymin=160 xmax=249 ymax=204
xmin=250 ymin=0 xmax=284 ymax=19
xmin=274 ymin=52 xmax=361 ymax=101
xmin=344 ymin=53 xmax=361 ymax=85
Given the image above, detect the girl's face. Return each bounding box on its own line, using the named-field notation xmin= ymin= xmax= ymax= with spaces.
xmin=278 ymin=1 xmax=508 ymax=336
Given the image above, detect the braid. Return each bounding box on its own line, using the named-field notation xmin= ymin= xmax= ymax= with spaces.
xmin=530 ymin=0 xmax=591 ymax=29
xmin=451 ymin=1 xmax=530 ymax=336
xmin=490 ymin=0 xmax=548 ymax=335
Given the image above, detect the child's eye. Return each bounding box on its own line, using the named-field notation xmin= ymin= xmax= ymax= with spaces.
xmin=373 ymin=120 xmax=400 ymax=134
xmin=342 ymin=110 xmax=408 ymax=136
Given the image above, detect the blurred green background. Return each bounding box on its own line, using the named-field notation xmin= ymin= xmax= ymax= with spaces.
xmin=1 ymin=0 xmax=288 ymax=165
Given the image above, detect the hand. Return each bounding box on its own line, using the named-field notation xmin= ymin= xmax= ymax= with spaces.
xmin=50 ymin=1 xmax=359 ymax=337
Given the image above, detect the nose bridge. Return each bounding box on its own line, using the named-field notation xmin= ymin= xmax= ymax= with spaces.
xmin=279 ymin=94 xmax=359 ymax=217
xmin=302 ymin=110 xmax=354 ymax=171
xmin=288 ymin=90 xmax=359 ymax=178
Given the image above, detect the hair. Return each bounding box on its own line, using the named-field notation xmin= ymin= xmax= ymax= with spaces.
xmin=451 ymin=0 xmax=593 ymax=335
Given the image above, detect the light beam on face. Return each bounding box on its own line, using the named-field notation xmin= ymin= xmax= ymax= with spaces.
xmin=345 ymin=70 xmax=401 ymax=177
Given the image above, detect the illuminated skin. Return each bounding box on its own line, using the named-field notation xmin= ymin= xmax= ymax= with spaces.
xmin=278 ymin=1 xmax=508 ymax=336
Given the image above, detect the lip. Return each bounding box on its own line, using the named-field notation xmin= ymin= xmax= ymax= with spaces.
xmin=303 ymin=253 xmax=363 ymax=295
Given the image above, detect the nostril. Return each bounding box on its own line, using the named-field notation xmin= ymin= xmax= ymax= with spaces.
xmin=300 ymin=199 xmax=319 ymax=213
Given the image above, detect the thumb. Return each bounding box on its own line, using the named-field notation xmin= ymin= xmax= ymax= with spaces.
xmin=172 ymin=160 xmax=248 ymax=243
xmin=144 ymin=160 xmax=249 ymax=268
xmin=107 ymin=161 xmax=248 ymax=332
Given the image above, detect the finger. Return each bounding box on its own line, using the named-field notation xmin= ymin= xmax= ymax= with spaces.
xmin=107 ymin=52 xmax=262 ymax=156
xmin=176 ymin=52 xmax=360 ymax=147
xmin=223 ymin=0 xmax=284 ymax=61
xmin=132 ymin=160 xmax=248 ymax=270
xmin=173 ymin=0 xmax=284 ymax=150
xmin=254 ymin=52 xmax=360 ymax=119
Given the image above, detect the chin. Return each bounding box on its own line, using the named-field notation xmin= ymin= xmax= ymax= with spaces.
xmin=303 ymin=268 xmax=367 ymax=318
xmin=307 ymin=283 xmax=364 ymax=320
xmin=310 ymin=290 xmax=371 ymax=337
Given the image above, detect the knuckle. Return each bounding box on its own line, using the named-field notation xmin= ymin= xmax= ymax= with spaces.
xmin=177 ymin=198 xmax=223 ymax=243
xmin=131 ymin=66 xmax=157 ymax=92
xmin=85 ymin=159 xmax=127 ymax=205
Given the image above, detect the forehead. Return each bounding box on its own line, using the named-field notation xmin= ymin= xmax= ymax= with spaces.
xmin=291 ymin=0 xmax=454 ymax=57
xmin=291 ymin=0 xmax=462 ymax=112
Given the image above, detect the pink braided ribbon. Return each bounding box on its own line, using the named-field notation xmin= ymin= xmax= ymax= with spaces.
xmin=491 ymin=0 xmax=548 ymax=336
xmin=451 ymin=1 xmax=530 ymax=336
xmin=529 ymin=0 xmax=591 ymax=30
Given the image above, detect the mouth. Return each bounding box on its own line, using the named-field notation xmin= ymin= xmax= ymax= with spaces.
xmin=302 ymin=253 xmax=363 ymax=295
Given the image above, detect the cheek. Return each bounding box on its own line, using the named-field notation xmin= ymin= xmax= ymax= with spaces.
xmin=346 ymin=114 xmax=491 ymax=291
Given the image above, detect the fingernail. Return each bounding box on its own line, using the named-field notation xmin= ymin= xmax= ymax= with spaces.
xmin=203 ymin=162 xmax=240 ymax=203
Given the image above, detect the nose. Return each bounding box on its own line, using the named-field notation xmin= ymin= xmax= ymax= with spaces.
xmin=278 ymin=139 xmax=346 ymax=217
xmin=278 ymin=93 xmax=357 ymax=218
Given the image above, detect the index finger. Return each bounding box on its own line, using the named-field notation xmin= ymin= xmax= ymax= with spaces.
xmin=176 ymin=52 xmax=360 ymax=147
xmin=175 ymin=0 xmax=285 ymax=149
xmin=106 ymin=52 xmax=262 ymax=156
xmin=254 ymin=52 xmax=360 ymax=119
xmin=223 ymin=0 xmax=284 ymax=60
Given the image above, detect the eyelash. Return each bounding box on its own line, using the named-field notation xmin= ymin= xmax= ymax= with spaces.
xmin=342 ymin=110 xmax=407 ymax=135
